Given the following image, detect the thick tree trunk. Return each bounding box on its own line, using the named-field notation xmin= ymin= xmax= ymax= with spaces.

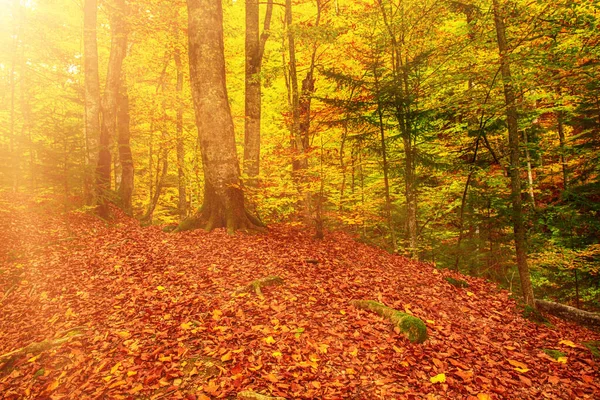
xmin=535 ymin=300 xmax=600 ymax=330
xmin=493 ymin=0 xmax=535 ymax=307
xmin=243 ymin=0 xmax=272 ymax=181
xmin=183 ymin=0 xmax=261 ymax=233
xmin=96 ymin=0 xmax=127 ymax=218
xmin=117 ymin=79 xmax=133 ymax=215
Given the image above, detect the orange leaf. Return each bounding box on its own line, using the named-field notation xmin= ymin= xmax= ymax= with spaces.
xmin=507 ymin=359 xmax=527 ymax=369
xmin=265 ymin=373 xmax=279 ymax=383
xmin=548 ymin=376 xmax=560 ymax=385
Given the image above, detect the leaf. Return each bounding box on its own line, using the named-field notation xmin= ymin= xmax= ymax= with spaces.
xmin=156 ymin=285 xmax=165 ymax=291
xmin=507 ymin=359 xmax=527 ymax=369
xmin=318 ymin=343 xmax=329 ymax=354
xmin=116 ymin=331 xmax=131 ymax=339
xmin=272 ymin=351 xmax=282 ymax=357
xmin=212 ymin=309 xmax=222 ymax=321
xmin=264 ymin=336 xmax=276 ymax=345
xmin=265 ymin=373 xmax=279 ymax=383
xmin=548 ymin=376 xmax=560 ymax=384
xmin=129 ymin=384 xmax=143 ymax=394
xmin=221 ymin=351 xmax=232 ymax=362
xmin=559 ymin=339 xmax=576 ymax=348
xmin=430 ymin=373 xmax=446 ymax=383
xmin=477 ymin=393 xmax=491 ymax=400
xmin=515 ymin=367 xmax=529 ymax=373
xmin=46 ymin=379 xmax=60 ymax=392
xmin=556 ymin=357 xmax=568 ymax=364
xmin=466 ymin=291 xmax=474 ymax=297
xmin=180 ymin=321 xmax=192 ymax=330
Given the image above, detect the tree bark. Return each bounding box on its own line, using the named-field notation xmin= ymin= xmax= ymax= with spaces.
xmin=183 ymin=0 xmax=262 ymax=233
xmin=243 ymin=0 xmax=273 ymax=181
xmin=117 ymin=79 xmax=133 ymax=215
xmin=535 ymin=299 xmax=600 ymax=330
xmin=96 ymin=0 xmax=128 ymax=218
xmin=174 ymin=39 xmax=187 ymax=219
xmin=285 ymin=0 xmax=304 ymax=172
xmin=557 ymin=109 xmax=568 ymax=190
xmin=492 ymin=0 xmax=535 ymax=307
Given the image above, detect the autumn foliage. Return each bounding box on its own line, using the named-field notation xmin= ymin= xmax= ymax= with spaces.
xmin=1 ymin=193 xmax=599 ymax=399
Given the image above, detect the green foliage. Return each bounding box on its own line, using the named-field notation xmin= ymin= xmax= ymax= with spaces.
xmin=445 ymin=277 xmax=469 ymax=288
xmin=542 ymin=349 xmax=566 ymax=360
xmin=583 ymin=341 xmax=600 ymax=359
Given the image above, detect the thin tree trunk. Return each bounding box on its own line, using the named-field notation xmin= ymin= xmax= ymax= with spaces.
xmin=10 ymin=1 xmax=18 ymax=193
xmin=174 ymin=35 xmax=187 ymax=219
xmin=243 ymin=0 xmax=273 ymax=181
xmin=493 ymin=0 xmax=535 ymax=307
xmin=557 ymin=109 xmax=568 ymax=190
xmin=96 ymin=0 xmax=128 ymax=218
xmin=84 ymin=0 xmax=101 ymax=204
xmin=285 ymin=0 xmax=303 ymax=172
xmin=117 ymin=79 xmax=133 ymax=215
xmin=523 ymin=128 xmax=536 ymax=208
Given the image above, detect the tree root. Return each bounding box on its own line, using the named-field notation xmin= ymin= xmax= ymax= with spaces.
xmin=234 ymin=276 xmax=284 ymax=297
xmin=351 ymin=300 xmax=428 ymax=343
xmin=0 ymin=326 xmax=87 ymax=366
xmin=237 ymin=391 xmax=286 ymax=400
xmin=535 ymin=299 xmax=600 ymax=331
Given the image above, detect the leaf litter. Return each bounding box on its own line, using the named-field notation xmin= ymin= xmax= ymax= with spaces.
xmin=0 ymin=193 xmax=599 ymax=399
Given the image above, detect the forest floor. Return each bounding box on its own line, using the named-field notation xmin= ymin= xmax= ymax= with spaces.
xmin=0 ymin=192 xmax=599 ymax=400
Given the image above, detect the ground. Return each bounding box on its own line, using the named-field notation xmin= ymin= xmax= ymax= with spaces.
xmin=0 ymin=192 xmax=599 ymax=399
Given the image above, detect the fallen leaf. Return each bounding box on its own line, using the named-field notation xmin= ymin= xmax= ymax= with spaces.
xmin=559 ymin=339 xmax=576 ymax=348
xmin=430 ymin=373 xmax=446 ymax=383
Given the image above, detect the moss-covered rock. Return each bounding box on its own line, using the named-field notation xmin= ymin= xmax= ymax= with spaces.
xmin=350 ymin=300 xmax=428 ymax=344
xmin=445 ymin=277 xmax=469 ymax=288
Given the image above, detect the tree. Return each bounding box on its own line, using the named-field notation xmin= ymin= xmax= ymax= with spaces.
xmin=492 ymin=0 xmax=535 ymax=307
xmin=95 ymin=0 xmax=128 ymax=218
xmin=117 ymin=78 xmax=133 ymax=215
xmin=181 ymin=0 xmax=262 ymax=233
xmin=243 ymin=0 xmax=273 ymax=181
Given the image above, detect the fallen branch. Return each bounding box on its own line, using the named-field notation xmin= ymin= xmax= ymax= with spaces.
xmin=535 ymin=299 xmax=600 ymax=331
xmin=0 ymin=326 xmax=86 ymax=365
xmin=237 ymin=391 xmax=286 ymax=400
xmin=234 ymin=276 xmax=284 ymax=297
xmin=351 ymin=300 xmax=428 ymax=343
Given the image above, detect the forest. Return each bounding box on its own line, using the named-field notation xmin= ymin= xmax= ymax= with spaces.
xmin=0 ymin=0 xmax=600 ymax=398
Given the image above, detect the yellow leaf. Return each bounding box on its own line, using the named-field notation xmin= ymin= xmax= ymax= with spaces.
xmin=466 ymin=291 xmax=474 ymax=297
xmin=156 ymin=285 xmax=165 ymax=291
xmin=46 ymin=379 xmax=60 ymax=392
xmin=515 ymin=367 xmax=529 ymax=373
xmin=345 ymin=368 xmax=356 ymax=374
xmin=507 ymin=359 xmax=527 ymax=369
xmin=340 ymin=310 xmax=346 ymax=315
xmin=312 ymin=381 xmax=321 ymax=389
xmin=426 ymin=319 xmax=435 ymax=325
xmin=557 ymin=357 xmax=568 ymax=364
xmin=221 ymin=351 xmax=232 ymax=362
xmin=212 ymin=309 xmax=222 ymax=321
xmin=477 ymin=394 xmax=491 ymax=400
xmin=265 ymin=373 xmax=279 ymax=383
xmin=116 ymin=331 xmax=131 ymax=339
xmin=127 ymin=371 xmax=137 ymax=377
xmin=163 ymin=314 xmax=172 ymax=320
xmin=430 ymin=373 xmax=446 ymax=383
xmin=392 ymin=345 xmax=403 ymax=354
xmin=248 ymin=364 xmax=262 ymax=371
xmin=309 ymin=296 xmax=317 ymax=301
xmin=272 ymin=351 xmax=282 ymax=357
xmin=559 ymin=340 xmax=576 ymax=348
xmin=129 ymin=384 xmax=143 ymax=394
xmin=180 ymin=321 xmax=192 ymax=330
xmin=349 ymin=347 xmax=358 ymax=357
xmin=318 ymin=343 xmax=329 ymax=354
xmin=158 ymin=355 xmax=172 ymax=362
xmin=264 ymin=336 xmax=276 ymax=345
xmin=28 ymin=354 xmax=41 ymax=363
xmin=110 ymin=362 xmax=121 ymax=375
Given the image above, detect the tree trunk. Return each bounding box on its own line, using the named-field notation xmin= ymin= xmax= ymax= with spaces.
xmin=492 ymin=0 xmax=535 ymax=307
xmin=117 ymin=79 xmax=133 ymax=215
xmin=174 ymin=38 xmax=187 ymax=219
xmin=243 ymin=0 xmax=273 ymax=181
xmin=285 ymin=0 xmax=303 ymax=172
xmin=96 ymin=0 xmax=128 ymax=218
xmin=182 ymin=0 xmax=262 ymax=234
xmin=557 ymin=109 xmax=568 ymax=190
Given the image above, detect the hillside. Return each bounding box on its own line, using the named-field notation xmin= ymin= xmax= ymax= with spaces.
xmin=0 ymin=193 xmax=599 ymax=399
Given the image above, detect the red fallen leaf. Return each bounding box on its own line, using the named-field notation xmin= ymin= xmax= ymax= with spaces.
xmin=432 ymin=358 xmax=444 ymax=369
xmin=582 ymin=375 xmax=593 ymax=383
xmin=519 ymin=375 xmax=532 ymax=387
xmin=265 ymin=373 xmax=279 ymax=383
xmin=454 ymin=370 xmax=474 ymax=381
xmin=548 ymin=376 xmax=560 ymax=385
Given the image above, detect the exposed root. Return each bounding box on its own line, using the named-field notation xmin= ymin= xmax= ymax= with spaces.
xmin=0 ymin=326 xmax=87 ymax=366
xmin=351 ymin=300 xmax=428 ymax=344
xmin=234 ymin=276 xmax=284 ymax=297
xmin=237 ymin=391 xmax=286 ymax=400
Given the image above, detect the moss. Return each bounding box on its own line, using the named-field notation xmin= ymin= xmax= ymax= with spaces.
xmin=235 ymin=276 xmax=284 ymax=297
xmin=542 ymin=349 xmax=566 ymax=360
xmin=351 ymin=300 xmax=428 ymax=344
xmin=522 ymin=305 xmax=551 ymax=326
xmin=583 ymin=341 xmax=600 ymax=358
xmin=445 ymin=277 xmax=469 ymax=288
